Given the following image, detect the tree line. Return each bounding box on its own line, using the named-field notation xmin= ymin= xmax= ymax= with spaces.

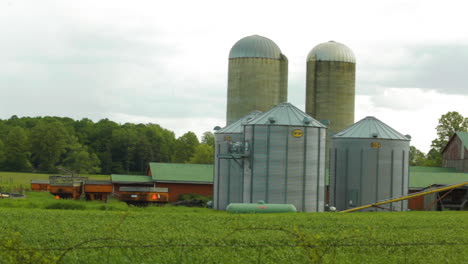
xmin=0 ymin=111 xmax=465 ymax=174
xmin=410 ymin=111 xmax=467 ymax=166
xmin=0 ymin=116 xmax=214 ymax=174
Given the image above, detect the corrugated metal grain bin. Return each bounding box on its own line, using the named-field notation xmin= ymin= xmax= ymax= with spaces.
xmin=214 ymin=111 xmax=262 ymax=210
xmin=243 ymin=103 xmax=327 ymax=212
xmin=330 ymin=116 xmax=410 ymax=211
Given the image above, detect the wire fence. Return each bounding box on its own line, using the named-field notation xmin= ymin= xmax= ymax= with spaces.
xmin=1 ymin=228 xmax=467 ymax=264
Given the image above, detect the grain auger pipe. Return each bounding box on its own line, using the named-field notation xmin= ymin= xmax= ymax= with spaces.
xmin=340 ymin=181 xmax=468 ymax=213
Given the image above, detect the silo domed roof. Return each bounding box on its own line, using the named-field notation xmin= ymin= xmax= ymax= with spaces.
xmin=333 ymin=116 xmax=409 ymax=140
xmin=229 ymin=35 xmax=282 ymax=59
xmin=307 ymin=41 xmax=356 ymax=63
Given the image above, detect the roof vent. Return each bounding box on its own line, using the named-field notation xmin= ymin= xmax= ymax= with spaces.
xmin=320 ymin=120 xmax=330 ymax=126
xmin=303 ymin=117 xmax=311 ymax=125
xmin=372 ymin=132 xmax=378 ymax=138
xmin=405 ymin=134 xmax=412 ymax=140
xmin=213 ymin=126 xmax=221 ymax=131
xmin=268 ymin=117 xmax=276 ymax=124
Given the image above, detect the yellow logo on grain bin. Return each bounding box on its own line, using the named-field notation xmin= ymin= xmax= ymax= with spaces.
xmin=371 ymin=142 xmax=381 ymax=148
xmin=292 ymin=129 xmax=303 ymax=138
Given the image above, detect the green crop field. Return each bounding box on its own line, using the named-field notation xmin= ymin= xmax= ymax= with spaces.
xmin=0 ymin=193 xmax=467 ymax=264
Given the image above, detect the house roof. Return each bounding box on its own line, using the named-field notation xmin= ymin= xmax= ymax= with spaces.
xmin=110 ymin=174 xmax=153 ymax=183
xmin=409 ymin=166 xmax=468 ymax=188
xmin=148 ymin=163 xmax=213 ymax=184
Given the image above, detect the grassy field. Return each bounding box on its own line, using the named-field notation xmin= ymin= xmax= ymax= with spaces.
xmin=0 ymin=193 xmax=467 ymax=263
xmin=0 ymin=171 xmax=110 ymax=193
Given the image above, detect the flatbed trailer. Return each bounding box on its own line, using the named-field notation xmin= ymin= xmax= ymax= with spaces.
xmin=341 ymin=181 xmax=468 ymax=213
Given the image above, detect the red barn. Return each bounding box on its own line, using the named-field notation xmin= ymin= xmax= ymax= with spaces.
xmin=147 ymin=163 xmax=213 ymax=202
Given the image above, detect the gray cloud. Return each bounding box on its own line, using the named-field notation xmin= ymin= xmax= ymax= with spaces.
xmin=357 ymin=44 xmax=468 ymax=95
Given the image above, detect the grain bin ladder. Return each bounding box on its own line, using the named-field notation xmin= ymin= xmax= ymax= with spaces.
xmin=340 ymin=181 xmax=468 ymax=213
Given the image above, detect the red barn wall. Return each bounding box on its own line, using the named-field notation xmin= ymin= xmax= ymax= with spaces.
xmin=156 ymin=182 xmax=213 ymax=202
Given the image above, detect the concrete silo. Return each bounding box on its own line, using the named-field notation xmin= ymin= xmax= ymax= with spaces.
xmin=243 ymin=103 xmax=327 ymax=212
xmin=226 ymin=35 xmax=288 ymax=125
xmin=306 ymin=41 xmax=356 ymax=135
xmin=214 ymin=111 xmax=262 ymax=210
xmin=330 ymin=116 xmax=411 ymax=212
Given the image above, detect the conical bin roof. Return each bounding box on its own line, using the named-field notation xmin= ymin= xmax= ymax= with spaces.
xmin=217 ymin=111 xmax=263 ymax=134
xmin=246 ymin=102 xmax=326 ymax=127
xmin=333 ymin=116 xmax=409 ymax=140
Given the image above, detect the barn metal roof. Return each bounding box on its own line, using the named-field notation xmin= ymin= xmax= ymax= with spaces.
xmin=333 ymin=116 xmax=409 ymax=140
xmin=31 ymin=180 xmax=49 ymax=184
xmin=217 ymin=111 xmax=263 ymax=134
xmin=245 ymin=102 xmax=327 ymax=127
xmin=111 ymin=174 xmax=153 ymax=183
xmin=307 ymin=41 xmax=356 ymax=63
xmin=119 ymin=187 xmax=168 ymax=193
xmin=409 ymin=166 xmax=468 ymax=188
xmin=229 ymin=35 xmax=283 ymax=59
xmin=442 ymin=131 xmax=468 ymax=153
xmin=85 ymin=180 xmax=112 ymax=185
xmin=148 ymin=163 xmax=213 ymax=183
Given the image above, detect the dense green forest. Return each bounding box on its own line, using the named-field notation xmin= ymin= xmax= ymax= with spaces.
xmin=0 ymin=116 xmax=214 ymax=174
xmin=0 ymin=111 xmax=465 ymax=174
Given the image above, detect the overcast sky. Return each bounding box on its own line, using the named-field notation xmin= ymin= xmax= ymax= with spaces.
xmin=1 ymin=0 xmax=467 ymax=153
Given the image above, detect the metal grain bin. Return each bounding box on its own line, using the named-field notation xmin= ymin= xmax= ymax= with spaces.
xmin=214 ymin=111 xmax=263 ymax=210
xmin=330 ymin=116 xmax=410 ymax=212
xmin=243 ymin=103 xmax=327 ymax=212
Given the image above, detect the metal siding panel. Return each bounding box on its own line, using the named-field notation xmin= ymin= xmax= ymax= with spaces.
xmin=252 ymin=126 xmax=268 ymax=202
xmin=335 ymin=146 xmax=348 ymax=210
xmin=329 ymin=145 xmax=336 ymax=207
xmin=392 ymin=148 xmax=404 ymax=211
xmin=317 ymin=129 xmax=327 ymax=212
xmin=347 ymin=147 xmax=361 ymax=207
xmin=402 ymin=147 xmax=409 ymax=210
xmin=218 ymin=158 xmax=229 ymax=210
xmin=378 ymin=147 xmax=392 ymax=206
xmin=213 ymin=143 xmax=220 ymax=209
xmin=229 ymin=159 xmax=243 ymax=204
xmin=362 ymin=145 xmax=378 ymax=212
xmin=287 ymin=126 xmax=305 ymax=211
xmin=267 ymin=126 xmax=287 ymax=204
xmin=243 ymin=126 xmax=253 ymax=202
xmin=305 ymin=127 xmax=319 ymax=212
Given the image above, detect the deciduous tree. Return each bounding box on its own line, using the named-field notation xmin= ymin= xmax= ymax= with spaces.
xmin=3 ymin=127 xmax=32 ymax=171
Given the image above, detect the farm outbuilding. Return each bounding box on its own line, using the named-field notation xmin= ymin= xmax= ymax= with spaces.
xmin=407 ymin=166 xmax=468 ymax=211
xmin=118 ymin=186 xmax=169 ymax=205
xmin=31 ymin=180 xmax=50 ymax=191
xmin=442 ymin=132 xmax=468 ymax=172
xmin=147 ymin=163 xmax=213 ymax=202
xmin=83 ymin=180 xmax=112 ymax=201
xmin=48 ymin=176 xmax=87 ymax=199
xmin=111 ymin=174 xmax=155 ymax=193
